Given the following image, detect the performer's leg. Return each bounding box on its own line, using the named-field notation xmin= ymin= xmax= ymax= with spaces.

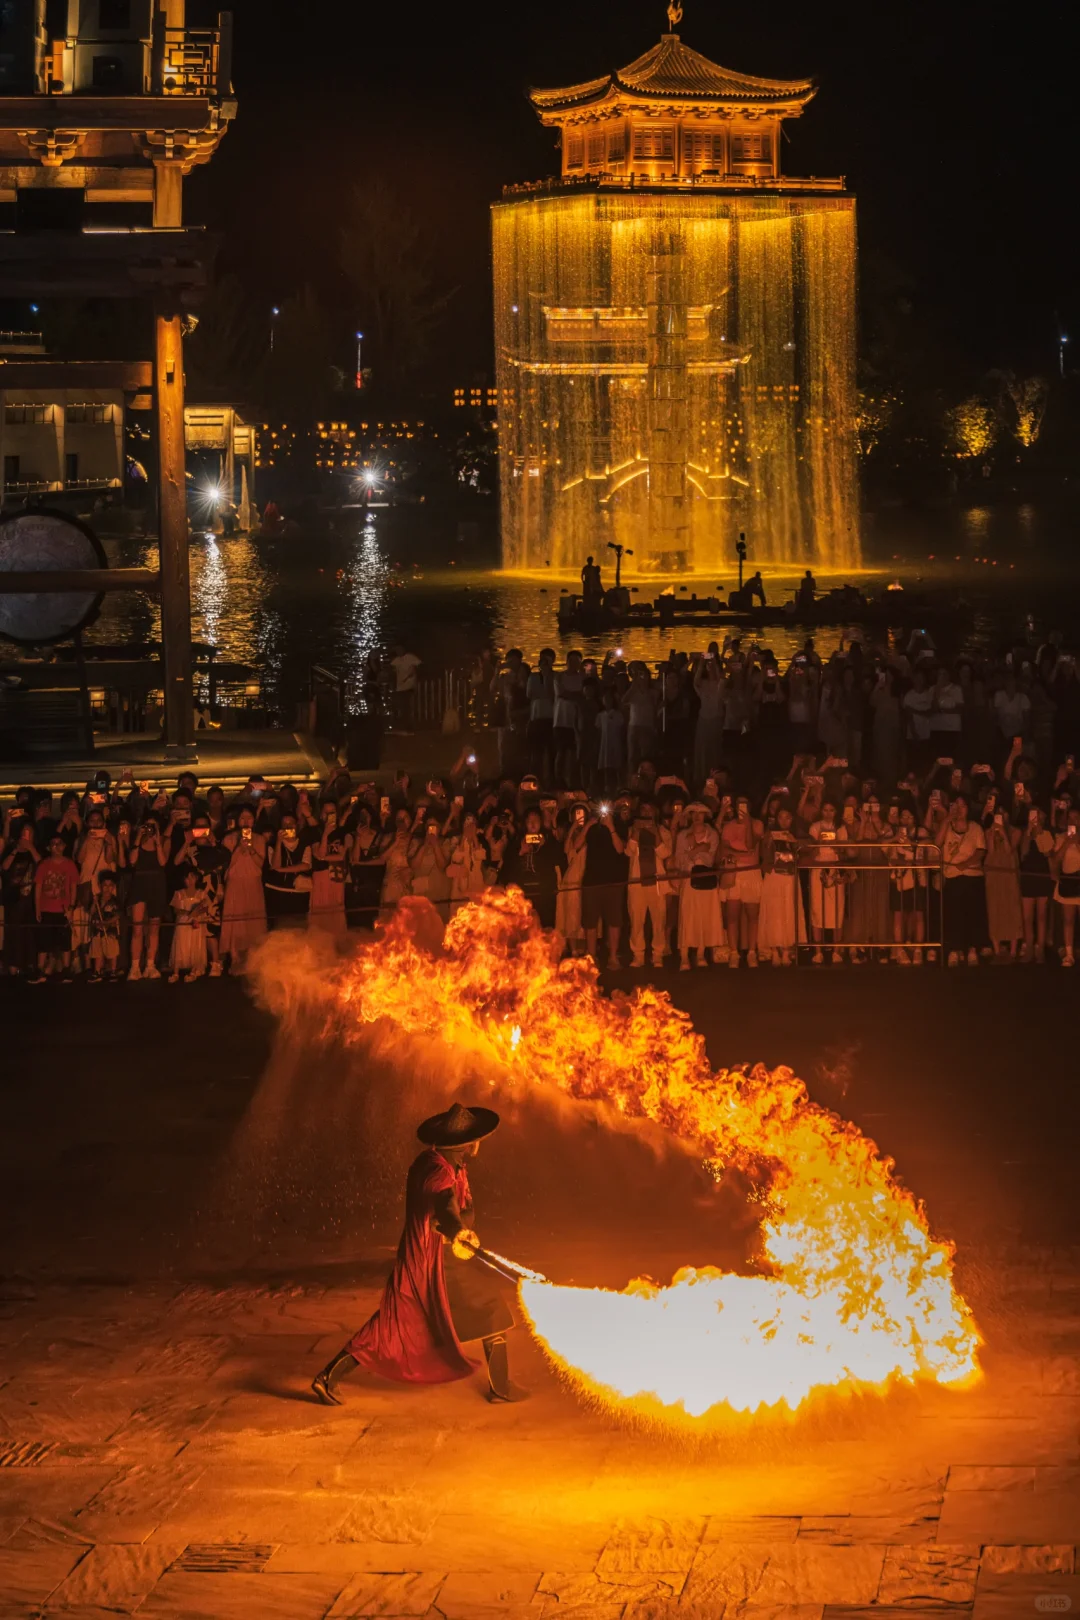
xmin=311 ymin=1345 xmax=359 ymax=1406
xmin=482 ymin=1333 xmax=528 ymax=1404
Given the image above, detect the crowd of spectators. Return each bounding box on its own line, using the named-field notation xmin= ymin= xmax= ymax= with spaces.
xmin=4 ymin=627 xmax=1080 ymax=980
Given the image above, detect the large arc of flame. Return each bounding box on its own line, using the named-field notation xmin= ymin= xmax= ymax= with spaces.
xmin=336 ymin=891 xmax=980 ymax=1420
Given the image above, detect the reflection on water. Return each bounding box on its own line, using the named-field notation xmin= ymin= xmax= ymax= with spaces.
xmin=344 ymin=516 xmax=390 ymax=705
xmin=82 ymin=499 xmax=1080 ymax=712
xmin=192 ymin=535 xmax=227 ymax=649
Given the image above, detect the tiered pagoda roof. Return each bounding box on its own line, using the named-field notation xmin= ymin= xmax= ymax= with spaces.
xmin=531 ymin=34 xmax=814 ymax=114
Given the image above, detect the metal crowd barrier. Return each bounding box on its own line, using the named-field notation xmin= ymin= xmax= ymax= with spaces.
xmin=0 ymin=838 xmax=955 ymax=965
xmin=792 ymin=838 xmax=945 ymax=962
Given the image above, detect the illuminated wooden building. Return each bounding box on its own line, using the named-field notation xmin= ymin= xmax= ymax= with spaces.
xmin=493 ymin=9 xmax=858 ymax=572
xmin=0 ymin=0 xmax=234 ymax=750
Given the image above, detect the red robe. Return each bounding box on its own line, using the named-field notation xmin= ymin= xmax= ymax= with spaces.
xmin=348 ymin=1149 xmax=478 ymax=1383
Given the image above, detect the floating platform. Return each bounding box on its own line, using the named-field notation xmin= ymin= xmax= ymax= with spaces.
xmin=557 ymin=589 xmax=969 ymax=636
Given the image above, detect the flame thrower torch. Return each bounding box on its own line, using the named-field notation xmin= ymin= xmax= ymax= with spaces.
xmin=451 ymin=1229 xmax=549 ymax=1285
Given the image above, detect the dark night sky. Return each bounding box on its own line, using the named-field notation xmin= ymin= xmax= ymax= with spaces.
xmin=186 ymin=0 xmax=1078 ymax=385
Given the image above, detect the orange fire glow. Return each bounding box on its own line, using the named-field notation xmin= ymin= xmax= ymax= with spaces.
xmin=337 ymin=890 xmax=980 ymax=1420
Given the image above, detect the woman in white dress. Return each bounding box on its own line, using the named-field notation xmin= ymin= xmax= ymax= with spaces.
xmin=672 ymin=803 xmax=723 ymax=970
xmin=807 ymin=802 xmax=848 ymax=963
xmin=379 ymin=809 xmax=416 ymax=916
xmin=447 ymin=814 xmax=488 ymax=913
xmin=555 ymin=808 xmax=588 ymax=953
xmin=169 ymin=867 xmax=209 ymax=980
xmin=408 ymin=816 xmax=451 ymax=921
xmin=758 ymin=807 xmax=804 ymax=965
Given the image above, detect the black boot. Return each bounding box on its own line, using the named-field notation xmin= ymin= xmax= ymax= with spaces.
xmin=483 ymin=1334 xmax=528 ymax=1404
xmin=312 ymin=1347 xmax=358 ymax=1406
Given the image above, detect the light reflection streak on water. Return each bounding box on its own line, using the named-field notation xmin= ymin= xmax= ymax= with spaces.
xmin=344 ymin=518 xmax=389 ymax=707
xmin=188 ymin=534 xmax=273 ymax=670
xmin=192 ymin=534 xmax=226 ymax=650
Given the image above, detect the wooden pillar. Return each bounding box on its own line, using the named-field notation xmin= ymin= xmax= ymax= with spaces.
xmin=224 ymin=405 xmax=235 ymax=504
xmin=156 ymin=303 xmax=193 ymax=752
xmin=153 ymin=161 xmax=183 ymax=228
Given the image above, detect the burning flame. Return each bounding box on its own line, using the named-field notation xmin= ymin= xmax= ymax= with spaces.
xmin=335 ymin=891 xmax=980 ymax=1420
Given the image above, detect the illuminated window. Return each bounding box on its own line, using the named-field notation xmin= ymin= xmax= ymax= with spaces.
xmin=566 ymin=136 xmax=584 ymax=169
xmin=684 ymin=130 xmax=725 ymax=168
xmin=587 ymin=133 xmax=605 ymax=168
xmin=4 ymin=404 xmax=47 ymax=425
xmin=66 ymin=403 xmax=111 ymax=424
xmin=632 ymin=126 xmax=675 ymax=162
xmin=607 ymin=130 xmax=626 ymax=165
xmin=731 ymin=132 xmax=772 ymax=165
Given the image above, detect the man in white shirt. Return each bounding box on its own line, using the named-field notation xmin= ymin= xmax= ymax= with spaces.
xmin=993 ymin=673 xmax=1031 ymax=746
xmin=490 ymin=649 xmax=531 ymax=774
xmin=389 ymin=645 xmax=422 ymax=733
xmin=552 ymin=651 xmax=584 ymax=788
xmin=624 ymin=802 xmax=673 ymax=968
xmin=525 ymin=649 xmax=556 ymax=783
xmin=929 ymin=667 xmax=964 ymax=748
xmin=902 ymin=669 xmax=934 ymax=771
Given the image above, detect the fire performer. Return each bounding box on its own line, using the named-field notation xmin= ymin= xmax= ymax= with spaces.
xmin=311 ymin=1103 xmax=526 ymax=1405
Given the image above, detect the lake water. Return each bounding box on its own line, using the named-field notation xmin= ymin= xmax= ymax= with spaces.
xmin=88 ymin=495 xmax=1080 ymax=714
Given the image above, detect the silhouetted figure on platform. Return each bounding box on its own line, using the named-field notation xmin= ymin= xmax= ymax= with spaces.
xmin=581 ymin=555 xmax=603 ymax=607
xmin=730 ymin=571 xmax=766 ymax=611
xmin=796 ymin=569 xmax=817 ymax=611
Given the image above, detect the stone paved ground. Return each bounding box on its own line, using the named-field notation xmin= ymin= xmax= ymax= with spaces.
xmin=3 ymin=1254 xmax=1079 ymax=1617
xmin=2 ymin=973 xmax=1079 ymax=1618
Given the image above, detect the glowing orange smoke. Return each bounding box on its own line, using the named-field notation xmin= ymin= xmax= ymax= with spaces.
xmin=336 ymin=891 xmax=980 ymax=1419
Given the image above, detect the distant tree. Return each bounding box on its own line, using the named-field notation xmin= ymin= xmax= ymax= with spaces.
xmin=856 ymin=388 xmax=899 ymax=458
xmin=944 ymin=397 xmax=998 ymax=461
xmin=185 ymin=274 xmax=266 ymax=397
xmin=339 ymin=179 xmax=456 ymax=387
xmin=992 ymin=372 xmax=1050 ymax=450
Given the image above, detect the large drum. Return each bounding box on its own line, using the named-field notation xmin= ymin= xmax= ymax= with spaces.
xmin=0 ymin=508 xmax=106 ymax=646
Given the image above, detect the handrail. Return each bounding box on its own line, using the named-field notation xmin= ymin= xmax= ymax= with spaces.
xmin=502 ymin=172 xmax=847 ymax=199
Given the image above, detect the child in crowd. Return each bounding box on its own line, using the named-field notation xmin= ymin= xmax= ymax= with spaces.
xmin=87 ymin=873 xmax=123 ymax=981
xmin=169 ymin=867 xmax=210 ymax=981
xmin=33 ymin=833 xmax=79 ymax=982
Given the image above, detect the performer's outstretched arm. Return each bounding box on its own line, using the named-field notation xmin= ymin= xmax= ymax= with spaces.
xmin=433 ymin=1188 xmax=465 ymax=1241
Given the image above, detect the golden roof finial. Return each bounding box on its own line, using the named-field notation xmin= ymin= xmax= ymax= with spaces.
xmin=666 ymin=0 xmax=683 ymax=28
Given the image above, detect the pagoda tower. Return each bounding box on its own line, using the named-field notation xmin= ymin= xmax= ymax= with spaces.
xmin=493 ymin=8 xmax=858 ymax=574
